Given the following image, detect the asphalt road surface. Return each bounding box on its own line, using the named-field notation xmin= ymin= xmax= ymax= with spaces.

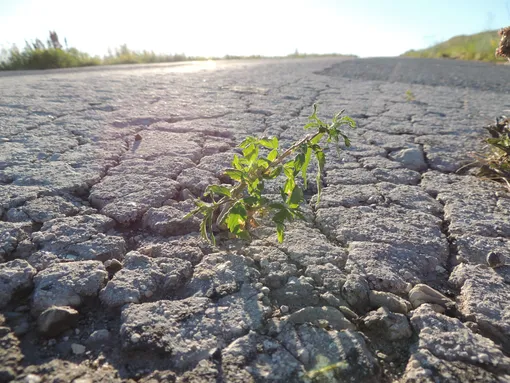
xmin=1 ymin=57 xmax=510 ymax=383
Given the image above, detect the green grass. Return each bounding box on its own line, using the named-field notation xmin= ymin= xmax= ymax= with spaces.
xmin=0 ymin=46 xmax=101 ymax=70
xmin=402 ymin=30 xmax=506 ymax=63
xmin=102 ymin=44 xmax=190 ymax=65
xmin=0 ymin=32 xmax=356 ymax=71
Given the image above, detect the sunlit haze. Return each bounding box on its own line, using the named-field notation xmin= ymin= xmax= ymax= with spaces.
xmin=1 ymin=0 xmax=509 ymax=58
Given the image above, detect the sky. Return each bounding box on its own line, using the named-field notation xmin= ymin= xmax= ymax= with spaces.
xmin=0 ymin=0 xmax=509 ymax=58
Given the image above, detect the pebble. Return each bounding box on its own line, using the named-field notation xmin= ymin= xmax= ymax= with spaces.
xmin=487 ymin=251 xmax=505 ymax=268
xmin=104 ymin=259 xmax=122 ymax=274
xmin=87 ymin=329 xmax=111 ymax=345
xmin=71 ymin=343 xmax=86 ymax=355
xmin=14 ymin=321 xmax=30 ymax=336
xmin=24 ymin=374 xmax=42 ymax=383
xmin=280 ymin=305 xmax=289 ymax=314
xmin=131 ymin=333 xmax=141 ymax=343
xmin=261 ymin=286 xmax=270 ymax=295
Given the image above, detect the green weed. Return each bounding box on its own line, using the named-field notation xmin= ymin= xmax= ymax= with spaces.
xmin=477 ymin=116 xmax=510 ymax=190
xmin=405 ymin=90 xmax=415 ymax=102
xmin=184 ymin=104 xmax=356 ymax=244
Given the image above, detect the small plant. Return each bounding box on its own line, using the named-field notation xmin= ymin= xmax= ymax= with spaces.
xmin=405 ymin=90 xmax=415 ymax=102
xmin=477 ymin=116 xmax=510 ymax=190
xmin=184 ymin=104 xmax=356 ymax=244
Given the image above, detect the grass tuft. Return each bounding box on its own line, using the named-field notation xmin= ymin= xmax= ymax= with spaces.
xmin=477 ymin=116 xmax=510 ymax=190
xmin=402 ymin=30 xmax=507 ymax=63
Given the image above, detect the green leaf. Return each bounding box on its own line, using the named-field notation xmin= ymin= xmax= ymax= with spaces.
xmin=227 ymin=202 xmax=247 ymax=234
xmin=232 ymin=154 xmax=243 ymax=170
xmin=316 ymin=173 xmax=322 ymax=205
xmin=257 ymin=158 xmax=271 ymax=169
xmin=205 ymin=185 xmax=231 ymax=198
xmin=247 ymin=177 xmax=260 ymax=194
xmin=314 ymin=148 xmax=325 ymax=205
xmin=267 ymin=149 xmax=278 ymax=162
xmin=311 ymin=133 xmax=324 ymax=145
xmin=243 ymin=196 xmax=261 ymax=206
xmin=283 ymin=176 xmax=295 ymax=195
xmin=309 ymin=103 xmax=319 ymax=121
xmin=242 ymin=144 xmax=259 ymax=164
xmin=263 ymin=165 xmax=282 ymax=179
xmin=304 ymin=121 xmax=320 ymax=130
xmin=339 ymin=115 xmax=357 ymax=129
xmin=239 ymin=136 xmax=257 ymax=148
xmin=206 ymin=212 xmax=216 ymax=246
xmin=287 ymin=186 xmax=304 ymax=208
xmin=224 ymin=169 xmax=244 ymax=181
xmin=216 ymin=201 xmax=233 ymax=227
xmin=302 ymin=147 xmax=312 ymax=188
xmin=276 ymin=223 xmax=284 ymax=243
xmin=271 ymin=136 xmax=279 ymax=149
xmin=284 ymin=164 xmax=295 ymax=179
xmin=294 ymin=152 xmax=305 ymax=173
xmin=259 ymin=136 xmax=279 ymax=149
xmin=339 ymin=132 xmax=351 ymax=147
xmin=314 ymin=148 xmax=325 ymax=171
xmin=272 ymin=209 xmax=290 ymax=224
xmin=183 ymin=204 xmax=203 ymax=220
xmin=332 ymin=109 xmax=345 ymax=123
xmin=269 ymin=202 xmax=286 ymax=210
xmin=200 ymin=214 xmax=208 ymax=240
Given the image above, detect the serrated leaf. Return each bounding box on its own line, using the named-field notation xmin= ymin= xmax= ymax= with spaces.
xmin=339 ymin=133 xmax=351 ymax=147
xmin=316 ymin=173 xmax=322 ymax=205
xmin=257 ymin=158 xmax=271 ymax=169
xmin=242 ymin=144 xmax=259 ymax=163
xmin=304 ymin=121 xmax=320 ymax=130
xmin=247 ymin=177 xmax=260 ymax=194
xmin=269 ymin=202 xmax=286 ymax=210
xmin=284 ymin=177 xmax=295 ymax=195
xmin=267 ymin=149 xmax=278 ymax=162
xmin=232 ymin=154 xmax=242 ymax=170
xmin=227 ymin=202 xmax=247 ymax=234
xmin=216 ymin=201 xmax=233 ymax=227
xmin=287 ymin=186 xmax=304 ymax=208
xmin=309 ymin=103 xmax=319 ymax=121
xmin=332 ymin=109 xmax=345 ymax=123
xmin=224 ymin=169 xmax=244 ymax=181
xmin=200 ymin=215 xmax=208 ymax=240
xmin=259 ymin=137 xmax=278 ymax=149
xmin=243 ymin=196 xmax=261 ymax=205
xmin=263 ymin=165 xmax=282 ymax=179
xmin=272 ymin=209 xmax=290 ymax=224
xmin=302 ymin=147 xmax=312 ymax=188
xmin=276 ymin=223 xmax=284 ymax=243
xmin=314 ymin=148 xmax=325 ymax=170
xmin=205 ymin=185 xmax=231 ymax=197
xmin=340 ymin=115 xmax=357 ymax=129
xmin=311 ymin=133 xmax=324 ymax=145
xmin=239 ymin=136 xmax=257 ymax=148
xmin=206 ymin=212 xmax=216 ymax=246
xmin=294 ymin=152 xmax=305 ymax=173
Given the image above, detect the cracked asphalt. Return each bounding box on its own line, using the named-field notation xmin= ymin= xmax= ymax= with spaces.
xmin=1 ymin=57 xmax=510 ymax=383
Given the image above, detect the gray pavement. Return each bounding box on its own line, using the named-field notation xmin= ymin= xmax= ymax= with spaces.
xmin=1 ymin=57 xmax=510 ymax=382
